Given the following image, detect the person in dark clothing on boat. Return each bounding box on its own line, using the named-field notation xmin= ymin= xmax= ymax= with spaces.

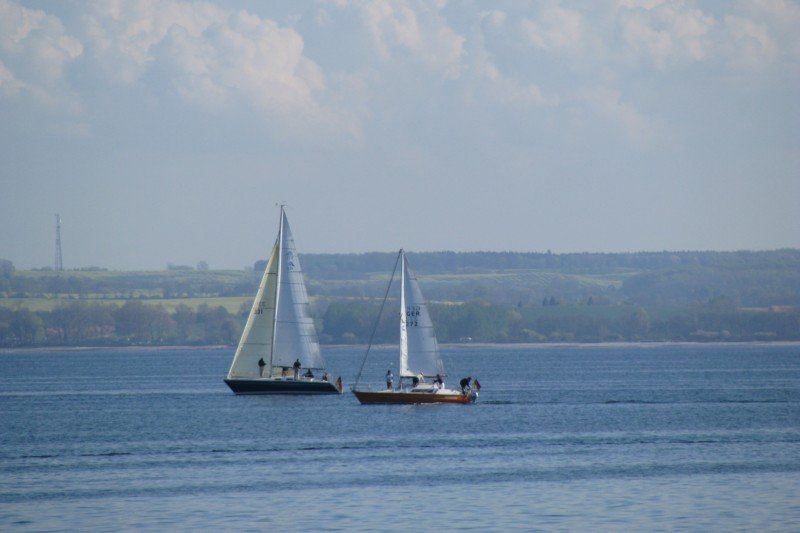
xmin=258 ymin=357 xmax=266 ymax=377
xmin=293 ymin=359 xmax=301 ymax=380
xmin=386 ymin=370 xmax=394 ymax=390
xmin=304 ymin=368 xmax=314 ymax=379
xmin=460 ymin=376 xmax=472 ymax=395
xmin=412 ymin=376 xmax=419 ymax=387
xmin=434 ymin=374 xmax=443 ymax=388
xmin=322 ymin=372 xmax=329 ymax=382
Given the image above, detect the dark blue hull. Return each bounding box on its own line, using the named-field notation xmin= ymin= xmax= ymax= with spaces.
xmin=224 ymin=378 xmax=341 ymax=395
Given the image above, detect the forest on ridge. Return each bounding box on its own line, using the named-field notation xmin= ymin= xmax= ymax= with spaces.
xmin=1 ymin=249 xmax=799 ymax=347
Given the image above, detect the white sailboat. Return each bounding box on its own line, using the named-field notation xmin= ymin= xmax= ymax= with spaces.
xmin=224 ymin=206 xmax=341 ymax=395
xmin=352 ymin=249 xmax=479 ymax=404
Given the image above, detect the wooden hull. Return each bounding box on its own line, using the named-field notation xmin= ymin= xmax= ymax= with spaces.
xmin=224 ymin=378 xmax=341 ymax=395
xmin=353 ymin=389 xmax=476 ymax=404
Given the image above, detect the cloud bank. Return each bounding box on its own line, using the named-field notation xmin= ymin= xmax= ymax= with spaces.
xmin=1 ymin=0 xmax=798 ymax=268
xmin=2 ymin=0 xmax=796 ymax=140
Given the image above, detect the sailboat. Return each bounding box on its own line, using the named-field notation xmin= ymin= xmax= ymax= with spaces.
xmin=224 ymin=206 xmax=342 ymax=395
xmin=352 ymin=250 xmax=479 ymax=404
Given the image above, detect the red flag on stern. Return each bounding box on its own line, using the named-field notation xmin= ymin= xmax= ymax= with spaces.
xmin=474 ymin=379 xmax=481 ymax=391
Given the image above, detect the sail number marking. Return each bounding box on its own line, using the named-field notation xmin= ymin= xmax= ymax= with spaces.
xmin=406 ymin=306 xmax=421 ymax=327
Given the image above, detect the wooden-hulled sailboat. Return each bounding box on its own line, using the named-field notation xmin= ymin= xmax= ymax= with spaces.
xmin=352 ymin=250 xmax=479 ymax=404
xmin=224 ymin=206 xmax=342 ymax=395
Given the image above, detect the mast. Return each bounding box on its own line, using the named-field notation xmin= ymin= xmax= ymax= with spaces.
xmin=399 ymin=249 xmax=409 ymax=378
xmin=269 ymin=205 xmax=285 ymax=373
xmin=54 ymin=214 xmax=63 ymax=271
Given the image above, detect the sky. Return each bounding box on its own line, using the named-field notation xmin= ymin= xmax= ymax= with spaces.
xmin=1 ymin=0 xmax=799 ymax=270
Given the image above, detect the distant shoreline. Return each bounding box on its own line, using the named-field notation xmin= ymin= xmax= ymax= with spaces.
xmin=2 ymin=340 xmax=799 ymax=354
xmin=441 ymin=340 xmax=800 ymax=349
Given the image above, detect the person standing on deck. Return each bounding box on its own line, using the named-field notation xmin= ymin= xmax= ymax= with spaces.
xmin=386 ymin=369 xmax=394 ymax=390
xmin=258 ymin=357 xmax=266 ymax=377
xmin=460 ymin=376 xmax=472 ymax=395
xmin=293 ymin=359 xmax=301 ymax=380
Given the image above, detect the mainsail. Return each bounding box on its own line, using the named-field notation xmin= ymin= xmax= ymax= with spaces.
xmin=399 ymin=252 xmax=444 ymax=378
xmin=271 ymin=212 xmax=325 ymax=370
xmin=226 ymin=208 xmax=324 ymax=379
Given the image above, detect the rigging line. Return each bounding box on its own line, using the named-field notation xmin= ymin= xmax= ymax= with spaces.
xmin=353 ymin=249 xmax=403 ymax=390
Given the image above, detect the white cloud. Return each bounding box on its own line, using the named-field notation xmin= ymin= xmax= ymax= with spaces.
xmin=720 ymin=1 xmax=800 ymax=69
xmin=481 ymin=10 xmax=506 ymax=30
xmin=520 ymin=5 xmax=585 ymax=54
xmin=575 ymin=87 xmax=652 ymax=143
xmin=159 ymin=11 xmax=325 ymax=111
xmin=82 ymin=0 xmax=218 ymax=84
xmin=0 ymin=59 xmax=25 ymax=96
xmin=78 ymin=0 xmax=359 ymax=137
xmin=2 ymin=0 xmax=796 ymax=147
xmin=469 ymin=40 xmax=548 ymax=108
xmin=616 ymin=0 xmax=667 ymax=10
xmin=616 ymin=2 xmax=715 ymax=68
xmin=614 ymin=1 xmax=799 ymax=71
xmin=0 ymin=0 xmax=82 ymax=103
xmin=460 ymin=11 xmax=551 ymax=109
xmin=480 ymin=63 xmax=549 ymax=108
xmin=722 ymin=15 xmax=777 ymax=68
xmin=350 ymin=0 xmax=465 ymax=78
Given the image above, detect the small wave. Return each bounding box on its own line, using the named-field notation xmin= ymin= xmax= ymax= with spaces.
xmin=603 ymin=400 xmax=665 ymax=404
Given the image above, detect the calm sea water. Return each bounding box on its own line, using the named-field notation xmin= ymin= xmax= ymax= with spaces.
xmin=1 ymin=344 xmax=799 ymax=531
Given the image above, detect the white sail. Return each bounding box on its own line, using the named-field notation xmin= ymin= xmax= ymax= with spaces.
xmin=271 ymin=212 xmax=325 ymax=370
xmin=227 ymin=242 xmax=279 ymax=379
xmin=400 ymin=253 xmax=444 ymax=378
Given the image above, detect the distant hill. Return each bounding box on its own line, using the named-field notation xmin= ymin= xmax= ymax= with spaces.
xmin=4 ymin=249 xmax=800 ymax=307
xmin=2 ymin=250 xmax=799 ymax=346
xmin=299 ymin=249 xmax=800 ymax=307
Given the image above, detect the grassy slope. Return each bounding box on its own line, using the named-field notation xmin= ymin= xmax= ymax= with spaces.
xmin=0 ymin=296 xmax=250 ymax=314
xmin=5 ymin=267 xmax=626 ymax=302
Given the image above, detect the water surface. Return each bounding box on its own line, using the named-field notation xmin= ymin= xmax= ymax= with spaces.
xmin=1 ymin=344 xmax=798 ymax=530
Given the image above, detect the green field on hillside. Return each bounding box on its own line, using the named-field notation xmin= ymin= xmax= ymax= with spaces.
xmin=0 ymin=296 xmax=251 ymax=314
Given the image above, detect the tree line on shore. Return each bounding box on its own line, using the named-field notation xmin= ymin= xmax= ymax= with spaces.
xmin=1 ymin=297 xmax=798 ymax=348
xmin=0 ymin=301 xmax=242 ymax=347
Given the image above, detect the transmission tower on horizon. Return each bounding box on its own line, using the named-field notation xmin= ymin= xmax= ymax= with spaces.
xmin=55 ymin=214 xmax=63 ymax=271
